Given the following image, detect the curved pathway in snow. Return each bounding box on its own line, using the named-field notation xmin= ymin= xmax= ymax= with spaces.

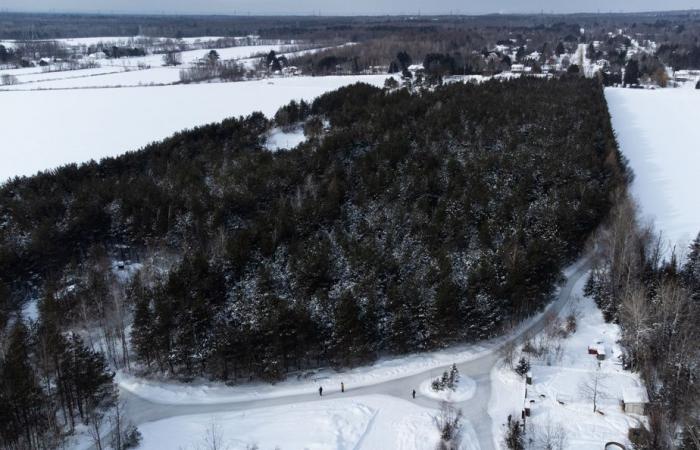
xmin=113 ymin=255 xmax=592 ymax=450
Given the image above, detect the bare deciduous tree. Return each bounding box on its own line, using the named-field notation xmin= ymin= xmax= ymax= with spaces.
xmin=434 ymin=401 xmax=463 ymax=450
xmin=579 ymin=364 xmax=608 ymax=413
xmin=531 ymin=415 xmax=568 ymax=450
xmin=499 ymin=340 xmax=517 ymax=369
xmin=200 ymin=418 xmax=229 ymax=450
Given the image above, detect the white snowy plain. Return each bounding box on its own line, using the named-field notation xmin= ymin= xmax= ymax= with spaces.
xmin=134 ymin=395 xmax=482 ymax=450
xmin=605 ymin=86 xmax=700 ymax=254
xmin=0 ymin=43 xmax=340 ymax=90
xmin=0 ymin=75 xmax=393 ymax=183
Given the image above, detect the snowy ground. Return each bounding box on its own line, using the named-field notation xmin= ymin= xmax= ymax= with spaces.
xmin=264 ymin=126 xmax=308 ymax=151
xmin=606 ymin=86 xmax=700 ymax=254
xmin=0 ymin=43 xmax=342 ymax=91
xmin=0 ymin=74 xmax=393 ymax=183
xmin=3 ymin=66 xmax=182 ymax=89
xmin=488 ymin=274 xmax=645 ymax=449
xmin=133 ymin=395 xmax=481 ymax=450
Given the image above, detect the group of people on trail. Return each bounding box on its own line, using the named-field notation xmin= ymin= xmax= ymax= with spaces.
xmin=317 ymin=383 xmax=417 ymax=399
xmin=318 ymin=382 xmax=345 ymax=397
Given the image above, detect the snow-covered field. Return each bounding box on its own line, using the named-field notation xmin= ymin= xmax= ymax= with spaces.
xmin=0 ymin=43 xmax=338 ymax=91
xmin=488 ymin=274 xmax=644 ymax=449
xmin=3 ymin=66 xmax=128 ymax=84
xmin=3 ymin=66 xmax=181 ymax=89
xmin=606 ymin=86 xmax=700 ymax=253
xmin=135 ymin=395 xmax=476 ymax=450
xmin=0 ymin=75 xmax=393 ymax=183
xmin=0 ymin=45 xmax=293 ymax=90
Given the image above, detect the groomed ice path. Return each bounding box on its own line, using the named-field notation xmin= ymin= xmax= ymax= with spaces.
xmin=112 ymin=256 xmax=592 ymax=450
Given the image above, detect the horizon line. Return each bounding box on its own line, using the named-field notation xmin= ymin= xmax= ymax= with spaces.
xmin=1 ymin=8 xmax=699 ymax=18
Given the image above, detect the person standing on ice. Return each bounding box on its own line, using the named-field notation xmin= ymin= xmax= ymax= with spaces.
xmin=319 ymin=386 xmax=323 ymax=396
xmin=341 ymin=382 xmax=345 ymax=393
xmin=412 ymin=389 xmax=416 ymax=399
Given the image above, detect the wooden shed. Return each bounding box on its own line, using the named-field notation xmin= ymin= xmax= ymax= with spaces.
xmin=622 ymin=387 xmax=649 ymax=415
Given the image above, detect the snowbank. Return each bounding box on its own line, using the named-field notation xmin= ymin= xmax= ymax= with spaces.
xmin=265 ymin=126 xmax=307 ymax=151
xmin=418 ymin=375 xmax=477 ymax=402
xmin=135 ymin=395 xmax=469 ymax=450
xmin=606 ymin=87 xmax=700 ymax=253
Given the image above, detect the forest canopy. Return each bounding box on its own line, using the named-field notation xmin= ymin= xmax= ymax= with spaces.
xmin=0 ymin=78 xmax=628 ymax=383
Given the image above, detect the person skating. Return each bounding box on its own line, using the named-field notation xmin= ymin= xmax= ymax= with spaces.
xmin=412 ymin=389 xmax=416 ymax=399
xmin=341 ymin=382 xmax=345 ymax=393
xmin=319 ymin=386 xmax=323 ymax=396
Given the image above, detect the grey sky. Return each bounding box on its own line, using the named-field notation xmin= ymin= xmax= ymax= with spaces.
xmin=3 ymin=0 xmax=699 ymax=15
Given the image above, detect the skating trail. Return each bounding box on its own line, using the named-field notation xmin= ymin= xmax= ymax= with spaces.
xmin=115 ymin=256 xmax=592 ymax=450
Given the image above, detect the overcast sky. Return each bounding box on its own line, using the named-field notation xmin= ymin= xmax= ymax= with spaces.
xmin=3 ymin=0 xmax=699 ymax=15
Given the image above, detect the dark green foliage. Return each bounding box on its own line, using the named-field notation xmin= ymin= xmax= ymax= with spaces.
xmin=504 ymin=419 xmax=525 ymax=450
xmin=1 ymin=78 xmax=626 ymax=383
xmin=515 ymin=357 xmax=530 ymax=377
xmin=274 ymin=99 xmax=311 ymax=128
xmin=266 ymin=50 xmax=282 ymax=72
xmin=423 ymin=53 xmax=457 ymax=78
xmin=629 ymin=426 xmax=655 ymax=450
xmin=656 ymin=44 xmax=700 ymax=70
xmin=397 ymin=51 xmax=412 ymax=70
xmin=0 ymin=318 xmax=118 ymax=448
xmin=103 ymin=46 xmax=146 ymax=58
xmin=431 ymin=364 xmax=460 ymax=392
xmin=121 ymin=424 xmax=142 ymax=449
xmin=624 ymin=59 xmax=641 ymax=85
xmin=0 ymin=321 xmax=49 ymax=448
xmin=555 ymin=42 xmax=566 ymax=55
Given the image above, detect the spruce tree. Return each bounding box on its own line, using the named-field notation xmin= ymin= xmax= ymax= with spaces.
xmin=624 ymin=59 xmax=640 ymax=85
xmin=515 ymin=357 xmax=530 ymax=377
xmin=1 ymin=320 xmax=48 ymax=447
xmin=333 ymin=291 xmax=365 ymax=366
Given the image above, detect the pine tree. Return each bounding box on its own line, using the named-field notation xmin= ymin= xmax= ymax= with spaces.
xmin=515 ymin=357 xmax=530 ymax=377
xmin=130 ymin=292 xmax=154 ymax=369
xmin=65 ymin=334 xmax=117 ymax=421
xmin=333 ymin=291 xmax=365 ymax=366
xmin=396 ymin=51 xmax=412 ymax=70
xmin=682 ymin=232 xmax=700 ymax=301
xmin=0 ymin=320 xmax=49 ymax=448
xmin=433 ymin=278 xmax=460 ymax=343
xmin=504 ymin=419 xmax=524 ymax=450
xmin=624 ymin=59 xmax=640 ymax=85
